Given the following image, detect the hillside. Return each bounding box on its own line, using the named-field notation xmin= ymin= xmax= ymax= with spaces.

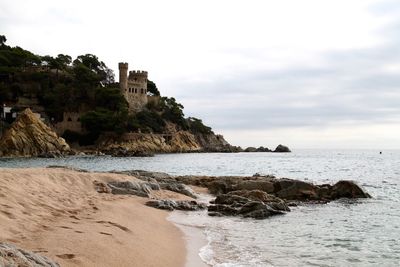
xmin=0 ymin=35 xmax=238 ymax=154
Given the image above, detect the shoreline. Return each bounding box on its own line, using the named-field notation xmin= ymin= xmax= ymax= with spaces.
xmin=168 ymin=211 xmax=210 ymax=267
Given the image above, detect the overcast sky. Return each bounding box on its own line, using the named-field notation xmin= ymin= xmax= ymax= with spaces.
xmin=1 ymin=0 xmax=400 ymax=149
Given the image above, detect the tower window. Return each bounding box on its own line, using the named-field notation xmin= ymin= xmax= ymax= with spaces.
xmin=141 ymin=89 xmax=144 ymax=94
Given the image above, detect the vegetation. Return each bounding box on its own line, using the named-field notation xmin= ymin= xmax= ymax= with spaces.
xmin=0 ymin=35 xmax=215 ymax=144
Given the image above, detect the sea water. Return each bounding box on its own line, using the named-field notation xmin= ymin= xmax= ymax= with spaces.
xmin=1 ymin=150 xmax=399 ymax=266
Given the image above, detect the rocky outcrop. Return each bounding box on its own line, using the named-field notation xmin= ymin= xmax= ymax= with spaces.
xmin=106 ymin=180 xmax=160 ymax=197
xmin=0 ymin=108 xmax=70 ymax=157
xmin=0 ymin=242 xmax=59 ymax=267
xmin=99 ymin=131 xmax=202 ymax=155
xmin=273 ymin=144 xmax=291 ymax=153
xmin=175 ymin=174 xmax=371 ymax=202
xmin=208 ymin=190 xmax=288 ymax=219
xmin=194 ymin=133 xmax=243 ymax=152
xmin=244 ymin=146 xmax=272 ymax=152
xmin=146 ymin=200 xmax=207 ymax=211
xmin=159 ymin=183 xmax=197 ymax=199
xmin=102 ymin=170 xmax=371 ymax=219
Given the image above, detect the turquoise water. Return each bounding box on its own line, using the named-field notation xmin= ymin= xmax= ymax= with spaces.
xmin=1 ymin=150 xmax=399 ymax=266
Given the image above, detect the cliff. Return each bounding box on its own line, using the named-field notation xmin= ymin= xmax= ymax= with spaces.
xmin=99 ymin=131 xmax=201 ymax=154
xmin=0 ymin=108 xmax=70 ymax=157
xmin=97 ymin=130 xmax=239 ymax=155
xmin=194 ymin=133 xmax=241 ymax=152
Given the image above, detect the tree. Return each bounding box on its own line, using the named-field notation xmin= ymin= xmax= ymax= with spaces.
xmin=187 ymin=117 xmax=213 ymax=134
xmin=73 ymin=54 xmax=114 ymax=85
xmin=160 ymin=97 xmax=188 ymax=129
xmin=147 ymin=80 xmax=160 ymax=96
xmin=95 ymin=87 xmax=127 ymax=111
xmin=0 ymin=35 xmax=6 ymax=46
xmin=55 ymin=54 xmax=72 ymax=70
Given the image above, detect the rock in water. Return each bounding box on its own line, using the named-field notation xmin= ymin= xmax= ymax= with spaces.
xmin=146 ymin=200 xmax=207 ymax=211
xmin=273 ymin=144 xmax=291 ymax=153
xmin=0 ymin=108 xmax=70 ymax=157
xmin=0 ymin=242 xmax=59 ymax=267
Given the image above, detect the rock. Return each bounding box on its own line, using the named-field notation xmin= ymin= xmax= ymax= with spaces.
xmin=227 ymin=190 xmax=290 ymax=211
xmin=273 ymin=144 xmax=291 ymax=153
xmin=146 ymin=200 xmax=207 ymax=211
xmin=256 ymin=146 xmax=271 ymax=152
xmin=108 ymin=147 xmax=154 ymax=157
xmin=0 ymin=242 xmax=59 ymax=267
xmin=238 ymin=201 xmax=285 ymax=219
xmin=244 ymin=147 xmax=257 ymax=152
xmin=93 ymin=180 xmax=112 ymax=193
xmin=194 ymin=133 xmax=240 ymax=152
xmin=234 ymin=180 xmax=275 ymax=193
xmin=0 ymin=108 xmax=71 ymax=157
xmin=107 ymin=180 xmax=158 ymax=197
xmin=331 ymin=180 xmax=371 ymax=199
xmin=274 ymin=178 xmax=319 ymax=200
xmin=159 ymin=182 xmax=197 ymax=199
xmin=38 ymin=151 xmax=62 ymax=158
xmin=121 ymin=170 xmax=172 ymax=181
xmin=244 ymin=146 xmax=271 ymax=152
xmin=208 ymin=190 xmax=289 ymax=219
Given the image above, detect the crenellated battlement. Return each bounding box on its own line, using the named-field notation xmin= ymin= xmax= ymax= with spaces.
xmin=118 ymin=62 xmax=128 ymax=69
xmin=128 ymin=70 xmax=148 ymax=75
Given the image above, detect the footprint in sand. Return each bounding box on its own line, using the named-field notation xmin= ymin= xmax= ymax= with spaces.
xmin=69 ymin=215 xmax=80 ymax=220
xmin=99 ymin=232 xmax=113 ymax=236
xmin=56 ymin=254 xmax=75 ymax=259
xmin=1 ymin=210 xmax=16 ymax=219
xmin=59 ymin=226 xmax=72 ymax=229
xmin=95 ymin=221 xmax=131 ymax=233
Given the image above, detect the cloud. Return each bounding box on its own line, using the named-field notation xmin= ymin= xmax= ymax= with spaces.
xmin=1 ymin=0 xmax=400 ymax=148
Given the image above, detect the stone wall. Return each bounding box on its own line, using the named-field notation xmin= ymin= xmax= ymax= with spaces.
xmin=53 ymin=112 xmax=83 ymax=135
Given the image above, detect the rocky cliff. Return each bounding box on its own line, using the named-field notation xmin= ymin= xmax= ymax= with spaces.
xmin=99 ymin=131 xmax=202 ymax=155
xmin=98 ymin=130 xmax=240 ymax=155
xmin=0 ymin=108 xmax=70 ymax=157
xmin=194 ymin=133 xmax=242 ymax=152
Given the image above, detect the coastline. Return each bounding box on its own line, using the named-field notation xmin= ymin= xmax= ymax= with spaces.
xmin=0 ymin=168 xmax=186 ymax=267
xmin=168 ymin=212 xmax=210 ymax=267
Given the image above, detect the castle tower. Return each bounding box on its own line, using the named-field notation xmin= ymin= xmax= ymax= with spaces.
xmin=118 ymin=62 xmax=128 ymax=93
xmin=118 ymin=62 xmax=148 ymax=113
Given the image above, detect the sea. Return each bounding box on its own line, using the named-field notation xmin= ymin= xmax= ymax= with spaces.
xmin=1 ymin=149 xmax=399 ymax=267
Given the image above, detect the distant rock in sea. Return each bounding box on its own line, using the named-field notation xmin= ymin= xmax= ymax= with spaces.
xmin=273 ymin=144 xmax=291 ymax=153
xmin=0 ymin=108 xmax=70 ymax=157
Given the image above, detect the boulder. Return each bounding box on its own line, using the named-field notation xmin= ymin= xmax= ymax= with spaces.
xmin=234 ymin=180 xmax=275 ymax=193
xmin=0 ymin=108 xmax=70 ymax=157
xmin=274 ymin=178 xmax=319 ymax=200
xmin=273 ymin=144 xmax=291 ymax=153
xmin=0 ymin=242 xmax=59 ymax=267
xmin=107 ymin=180 xmax=159 ymax=197
xmin=227 ymin=190 xmax=290 ymax=211
xmin=256 ymin=146 xmax=271 ymax=152
xmin=244 ymin=147 xmax=257 ymax=152
xmin=331 ymin=180 xmax=371 ymax=199
xmin=159 ymin=182 xmax=197 ymax=199
xmin=146 ymin=200 xmax=207 ymax=211
xmin=208 ymin=190 xmax=289 ymax=219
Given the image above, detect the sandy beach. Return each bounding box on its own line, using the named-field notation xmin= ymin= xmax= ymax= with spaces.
xmin=0 ymin=167 xmax=190 ymax=267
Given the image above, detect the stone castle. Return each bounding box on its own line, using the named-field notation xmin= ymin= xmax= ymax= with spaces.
xmin=118 ymin=62 xmax=148 ymax=113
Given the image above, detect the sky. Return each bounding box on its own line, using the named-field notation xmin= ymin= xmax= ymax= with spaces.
xmin=1 ymin=0 xmax=400 ymax=149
